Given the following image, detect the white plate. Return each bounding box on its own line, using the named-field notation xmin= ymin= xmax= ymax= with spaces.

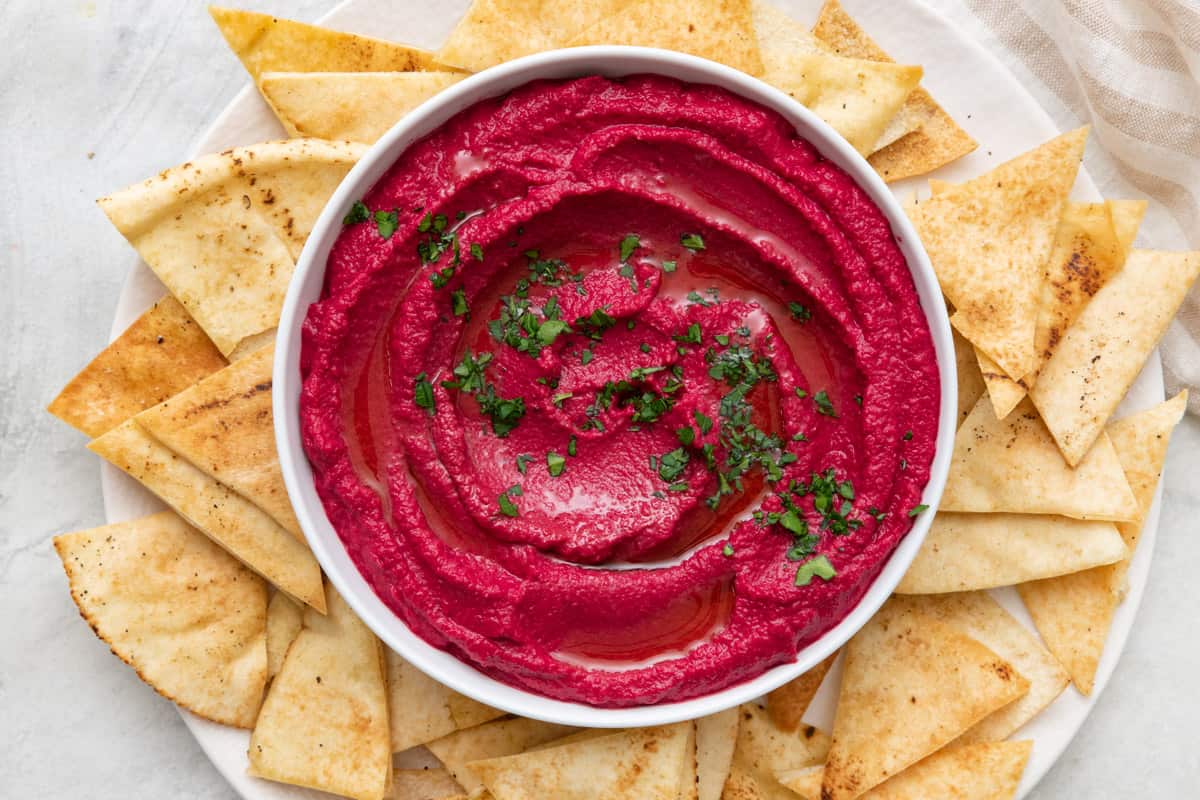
xmin=99 ymin=1 xmax=1166 ymax=797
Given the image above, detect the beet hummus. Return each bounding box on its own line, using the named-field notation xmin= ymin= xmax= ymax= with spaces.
xmin=300 ymin=74 xmax=939 ymax=707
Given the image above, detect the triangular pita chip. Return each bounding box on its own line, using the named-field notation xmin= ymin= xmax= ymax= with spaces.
xmin=135 ymin=344 xmax=300 ymax=538
xmin=53 ymin=511 xmax=267 ymax=728
xmin=821 ymin=599 xmax=1029 ymax=800
xmin=97 ymin=139 xmax=364 ymax=355
xmin=468 ymin=722 xmax=693 ymax=800
xmin=728 ymin=703 xmax=830 ymax=800
xmin=812 ymin=0 xmax=976 ymax=180
xmin=779 ymin=740 xmax=1031 ymax=800
xmin=568 ymin=0 xmax=765 ymax=77
xmin=387 ymin=649 xmax=504 ymax=753
xmin=889 ymin=594 xmax=1068 ymax=743
xmin=260 ymin=71 xmax=466 ymax=143
xmin=209 ymin=6 xmax=442 ymax=83
xmin=266 ymin=591 xmax=303 ymax=679
xmin=953 ymin=327 xmax=986 ymax=428
xmin=895 ymin=512 xmax=1126 ymax=595
xmin=1029 ymin=249 xmax=1200 ymax=465
xmin=88 ymin=419 xmax=325 ymax=611
xmin=390 ymin=768 xmax=467 ymax=799
xmin=436 ymin=0 xmax=629 ymax=71
xmin=767 ymin=652 xmax=837 ymax=732
xmin=695 ymin=707 xmax=739 ymax=800
xmin=48 ymin=296 xmax=226 ymax=437
xmin=976 ymin=199 xmax=1143 ymax=419
xmin=1019 ymin=391 xmax=1185 ymax=693
xmin=941 ymin=396 xmax=1137 ymax=521
xmin=909 ymin=128 xmax=1088 ymax=380
xmin=427 ymin=717 xmax=578 ymax=797
xmin=249 ymin=582 xmax=390 ymax=800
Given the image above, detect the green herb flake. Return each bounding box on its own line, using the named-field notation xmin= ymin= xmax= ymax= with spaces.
xmin=374 ymin=209 xmax=400 ymax=239
xmin=547 ymin=451 xmax=566 ymax=477
xmin=723 ymin=542 xmax=735 ymax=557
xmin=413 ymin=375 xmax=435 ymax=412
xmin=581 ymin=349 xmax=594 ymax=365
xmin=451 ymin=289 xmax=469 ymax=317
xmin=343 ymin=200 xmax=370 ymax=225
xmin=470 ymin=242 xmax=484 ymax=261
xmin=567 ymin=436 xmax=577 ymax=457
xmin=694 ymin=410 xmax=714 ymax=435
xmin=794 ymin=554 xmax=836 ymax=586
xmin=498 ymin=491 xmax=519 ymax=518
xmin=619 ymin=234 xmax=640 ymax=262
xmin=794 ymin=387 xmax=808 ymax=399
xmin=676 ymin=426 xmax=696 ymax=446
xmin=551 ymin=391 xmax=573 ymax=408
xmin=536 ymin=319 xmax=569 ymax=345
xmin=908 ymin=504 xmax=928 ymax=518
xmin=681 ymin=232 xmax=706 ymax=252
xmin=714 ymin=334 xmax=731 ymax=346
xmin=788 ymin=301 xmax=812 ymax=322
xmin=813 ymin=390 xmax=837 ymax=417
xmin=904 ymin=430 xmax=914 ymax=441
xmin=662 ymin=260 xmax=677 ymax=273
xmin=515 ymin=454 xmax=532 ymax=474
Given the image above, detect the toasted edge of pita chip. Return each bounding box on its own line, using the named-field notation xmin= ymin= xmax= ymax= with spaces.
xmin=767 ymin=652 xmax=837 ymax=732
xmin=387 ymin=648 xmax=504 ymax=753
xmin=53 ymin=511 xmax=268 ymax=727
xmin=952 ymin=327 xmax=987 ymax=428
xmin=780 ymin=740 xmax=1031 ymax=800
xmin=209 ymin=6 xmax=443 ymax=83
xmin=696 ymin=707 xmax=739 ymax=800
xmin=391 ymin=768 xmax=468 ymax=799
xmin=568 ymin=0 xmax=764 ymax=77
xmin=729 ymin=702 xmax=830 ymax=798
xmin=48 ymin=296 xmax=227 ymax=438
xmin=1030 ymin=250 xmax=1200 ymax=465
xmin=265 ymin=591 xmax=303 ymax=680
xmin=940 ymin=396 xmax=1138 ymax=521
xmin=821 ymin=599 xmax=1029 ymax=800
xmin=1019 ymin=391 xmax=1186 ymax=694
xmin=135 ymin=343 xmax=301 ymax=539
xmin=97 ymin=139 xmax=364 ymax=356
xmin=468 ymin=723 xmax=693 ymax=800
xmin=427 ymin=717 xmax=578 ymax=798
xmin=88 ymin=419 xmax=325 ymax=611
xmin=896 ymin=512 xmax=1126 ymax=594
xmin=260 ymin=71 xmax=466 ymax=143
xmin=249 ymin=582 xmax=390 ymax=800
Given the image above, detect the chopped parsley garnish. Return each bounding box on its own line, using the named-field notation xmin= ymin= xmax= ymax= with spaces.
xmin=470 ymin=242 xmax=484 ymax=261
xmin=516 ymin=454 xmax=532 ymax=474
xmin=662 ymin=260 xmax=677 ymax=273
xmin=526 ymin=250 xmax=573 ymax=286
xmin=792 ymin=468 xmax=861 ymax=535
xmin=443 ymin=351 xmax=492 ymax=393
xmin=867 ymin=506 xmax=886 ymax=521
xmin=694 ymin=411 xmax=714 ymax=435
xmin=908 ymin=504 xmax=929 ymax=518
xmin=451 ymin=289 xmax=469 ymax=317
xmin=714 ymin=333 xmax=730 ymax=347
xmin=904 ymin=430 xmax=914 ymax=441
xmin=416 ymin=212 xmax=457 ymax=264
xmin=497 ymin=490 xmax=520 ymax=518
xmin=686 ymin=290 xmax=714 ymax=307
xmin=536 ymin=319 xmax=569 ymax=345
xmin=676 ymin=426 xmax=696 ymax=446
xmin=854 ymin=394 xmax=863 ymax=406
xmin=681 ymin=232 xmax=706 ymax=252
xmin=723 ymin=542 xmax=735 ymax=557
xmin=580 ymin=348 xmax=594 ymax=365
xmin=343 ymin=200 xmax=370 ymax=225
xmin=629 ymin=389 xmax=674 ymax=423
xmin=374 ymin=209 xmax=399 ymax=240
xmin=574 ymin=307 xmax=617 ymax=338
xmin=813 ymin=390 xmax=837 ymax=417
xmin=675 ymin=322 xmax=703 ymax=345
xmin=547 ymin=451 xmax=566 ymax=477
xmin=794 ymin=555 xmax=836 ymax=587
xmin=639 ymin=342 xmax=651 ymax=354
xmin=619 ymin=234 xmax=640 ymax=262
xmin=794 ymin=387 xmax=808 ymax=399
xmin=413 ymin=374 xmax=435 ymax=412
xmin=567 ymin=436 xmax=577 ymax=457
xmin=551 ymin=391 xmax=573 ymax=407
xmin=657 ymin=447 xmax=690 ymax=483
xmin=788 ymin=301 xmax=812 ymax=322
xmin=707 ymin=344 xmax=777 ymax=387
xmin=476 ymin=385 xmax=525 ymax=437
xmin=430 ymin=267 xmax=455 ymax=289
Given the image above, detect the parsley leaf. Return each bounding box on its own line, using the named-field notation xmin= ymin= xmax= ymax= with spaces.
xmin=374 ymin=209 xmax=399 ymax=239
xmin=619 ymin=234 xmax=640 ymax=262
xmin=681 ymin=232 xmax=706 ymax=252
xmin=343 ymin=200 xmax=370 ymax=225
xmin=794 ymin=554 xmax=836 ymax=586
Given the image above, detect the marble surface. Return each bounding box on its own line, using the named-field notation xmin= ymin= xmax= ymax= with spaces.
xmin=1 ymin=2 xmax=1196 ymax=797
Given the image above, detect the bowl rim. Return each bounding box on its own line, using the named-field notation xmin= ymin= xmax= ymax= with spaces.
xmin=273 ymin=44 xmax=958 ymax=728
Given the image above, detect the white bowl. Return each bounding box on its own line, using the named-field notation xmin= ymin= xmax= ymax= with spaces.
xmin=274 ymin=46 xmax=957 ymax=728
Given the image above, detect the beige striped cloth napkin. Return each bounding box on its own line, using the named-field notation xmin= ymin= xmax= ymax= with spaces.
xmin=923 ymin=0 xmax=1200 ymax=412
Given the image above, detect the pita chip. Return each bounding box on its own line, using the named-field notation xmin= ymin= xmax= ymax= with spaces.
xmin=976 ymin=199 xmax=1143 ymax=419
xmin=896 ymin=512 xmax=1126 ymax=595
xmin=940 ymin=396 xmax=1137 ymax=521
xmin=88 ymin=419 xmax=325 ymax=611
xmin=953 ymin=328 xmax=987 ymax=427
xmin=568 ymin=0 xmax=764 ymax=77
xmin=436 ymin=0 xmax=628 ymax=72
xmin=909 ymin=128 xmax=1087 ymax=380
xmin=779 ymin=740 xmax=1030 ymax=800
xmin=387 ymin=649 xmax=504 ymax=753
xmin=889 ymin=594 xmax=1068 ymax=743
xmin=48 ymin=297 xmax=226 ymax=438
xmin=427 ymin=717 xmax=578 ymax=798
xmin=695 ymin=707 xmax=739 ymax=800
xmin=266 ymin=591 xmax=303 ymax=679
xmin=390 ymin=768 xmax=468 ymax=799
xmin=812 ymin=0 xmax=976 ymax=179
xmin=767 ymin=652 xmax=837 ymax=732
xmin=468 ymin=722 xmax=694 ymax=800
xmin=209 ymin=6 xmax=441 ymax=83
xmin=260 ymin=71 xmax=466 ymax=143
xmin=1030 ymin=249 xmax=1200 ymax=465
xmin=1019 ymin=391 xmax=1186 ymax=693
xmin=97 ymin=139 xmax=364 ymax=356
xmin=53 ymin=511 xmax=267 ymax=728
xmin=821 ymin=599 xmax=1029 ymax=800
xmin=135 ymin=344 xmax=300 ymax=539
xmin=727 ymin=702 xmax=830 ymax=800
xmin=249 ymin=582 xmax=390 ymax=800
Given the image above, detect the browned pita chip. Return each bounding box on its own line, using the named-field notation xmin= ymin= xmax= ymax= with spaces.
xmin=568 ymin=0 xmax=764 ymax=76
xmin=209 ymin=6 xmax=442 ymax=83
xmin=822 ymin=599 xmax=1029 ymax=800
xmin=767 ymin=652 xmax=837 ymax=732
xmin=387 ymin=649 xmax=505 ymax=753
xmin=48 ymin=297 xmax=226 ymax=437
xmin=910 ymin=129 xmax=1087 ymax=380
xmin=53 ymin=511 xmax=267 ymax=727
xmin=97 ymin=139 xmax=364 ymax=356
xmin=249 ymin=582 xmax=390 ymax=800
xmin=1019 ymin=391 xmax=1186 ymax=693
xmin=265 ymin=591 xmax=303 ymax=680
xmin=391 ymin=768 xmax=468 ymax=799
xmin=812 ymin=0 xmax=976 ymax=180
xmin=729 ymin=703 xmax=830 ymax=800
xmin=427 ymin=717 xmax=578 ymax=797
xmin=135 ymin=344 xmax=300 ymax=539
xmin=696 ymin=707 xmax=739 ymax=800
xmin=953 ymin=327 xmax=986 ymax=427
xmin=1030 ymin=250 xmax=1200 ymax=465
xmin=88 ymin=419 xmax=325 ymax=611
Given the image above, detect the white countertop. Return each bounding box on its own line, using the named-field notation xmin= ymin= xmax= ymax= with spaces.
xmin=2 ymin=2 xmax=1197 ymax=797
